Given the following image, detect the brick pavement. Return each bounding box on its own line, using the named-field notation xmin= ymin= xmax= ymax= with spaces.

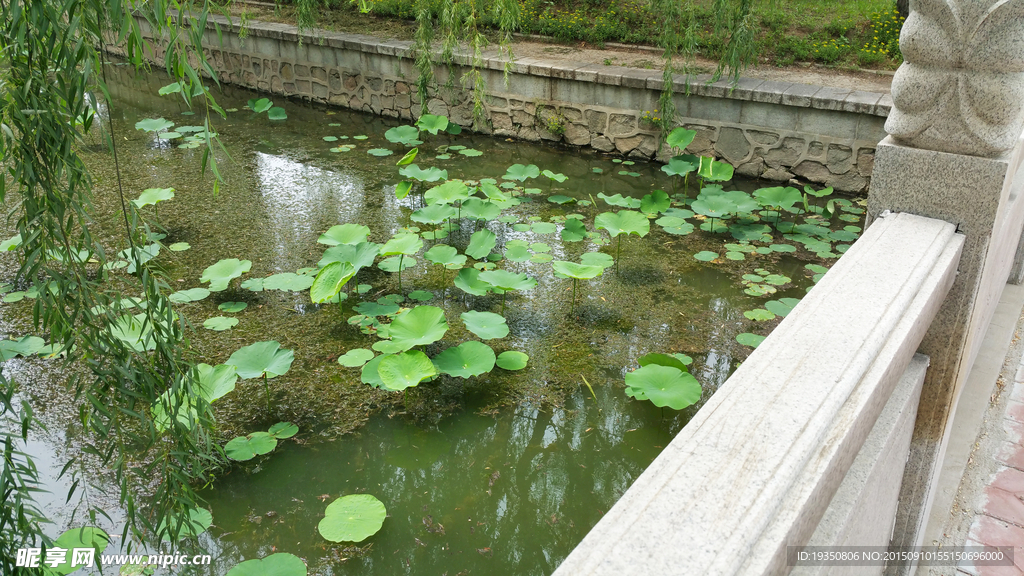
xmin=957 ymin=365 xmax=1024 ymax=575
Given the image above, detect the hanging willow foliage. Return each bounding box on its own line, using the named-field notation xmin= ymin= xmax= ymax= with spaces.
xmin=0 ymin=0 xmax=230 ymax=570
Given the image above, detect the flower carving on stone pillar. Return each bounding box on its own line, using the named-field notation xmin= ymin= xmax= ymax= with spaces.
xmin=886 ymin=0 xmax=1024 ymax=157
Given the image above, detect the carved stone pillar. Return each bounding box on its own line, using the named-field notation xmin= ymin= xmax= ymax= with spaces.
xmin=867 ymin=1 xmax=1024 ymax=572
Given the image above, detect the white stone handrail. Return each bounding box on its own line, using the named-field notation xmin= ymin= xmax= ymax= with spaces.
xmin=552 ymin=212 xmax=963 ymax=576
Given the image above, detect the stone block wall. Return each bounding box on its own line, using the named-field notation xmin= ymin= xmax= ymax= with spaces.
xmin=124 ymin=14 xmax=890 ymax=193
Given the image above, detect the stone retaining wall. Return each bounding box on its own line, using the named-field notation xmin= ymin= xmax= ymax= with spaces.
xmin=125 ymin=14 xmax=890 ymax=193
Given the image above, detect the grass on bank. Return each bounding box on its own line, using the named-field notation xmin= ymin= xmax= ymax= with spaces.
xmin=242 ymin=0 xmax=905 ymax=70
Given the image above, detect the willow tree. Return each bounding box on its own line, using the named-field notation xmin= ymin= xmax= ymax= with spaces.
xmin=0 ymin=1 xmax=228 ymax=572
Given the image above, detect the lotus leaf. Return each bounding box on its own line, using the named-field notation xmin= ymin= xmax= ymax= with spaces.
xmin=542 ymin=169 xmax=568 ymax=183
xmin=560 ymin=218 xmax=587 ymax=242
xmin=465 ymin=229 xmax=497 ymax=260
xmin=412 ymin=204 xmax=457 ymax=225
xmin=691 ymin=196 xmax=736 ymax=220
xmin=744 ymin=308 xmax=776 ymax=321
xmin=595 ymin=210 xmax=650 ymax=238
xmin=478 ymin=270 xmax=537 ymax=292
xmin=693 ymin=251 xmax=718 ymax=262
xmin=169 ymin=242 xmax=191 ymax=252
xmin=480 ymin=182 xmax=510 ymax=202
xmin=121 ymin=243 xmax=161 ymax=273
xmin=548 ymin=194 xmax=574 ymax=204
xmin=319 ymin=241 xmax=381 ymax=271
xmin=597 ymin=193 xmax=642 ymax=209
xmin=552 ymin=261 xmax=603 ymax=280
xmin=156 ymin=507 xmax=212 ymax=542
xmin=433 ymin=341 xmax=496 ymax=378
xmin=461 ymin=310 xmax=509 ymax=340
xmin=338 ymin=348 xmax=375 ymax=367
xmin=454 ymin=268 xmax=492 ymax=296
xmin=388 ymin=305 xmax=448 ymax=350
xmin=201 ymin=258 xmax=252 ymax=291
xmin=640 ymin=190 xmax=671 ymax=215
xmin=462 ymin=198 xmax=501 ymax=221
xmin=135 ymin=117 xmax=174 ymax=132
xmin=655 ymin=216 xmax=694 ymax=235
xmin=267 ymin=107 xmax=287 ymax=120
xmin=765 ymin=297 xmax=801 ymax=317
xmin=0 ymin=233 xmax=22 ymax=251
xmin=504 ymin=241 xmax=531 ymax=262
xmin=408 ymin=290 xmax=434 ymax=302
xmin=168 ymin=288 xmax=210 ymax=304
xmin=262 ymin=273 xmax=315 ymax=291
xmin=764 ymin=274 xmax=791 ymax=286
xmin=424 ymin=244 xmax=466 ymax=270
xmin=110 ymin=313 xmax=166 ymax=352
xmin=219 ymin=301 xmax=248 ymax=313
xmin=393 ymin=180 xmax=414 ymax=200
xmin=666 ymin=127 xmax=696 ymax=151
xmin=399 ymin=164 xmax=447 ymax=182
xmin=495 ymin=351 xmax=529 ymax=371
xmin=268 ymin=422 xmax=298 ymax=439
xmin=804 ymin=185 xmax=834 ymax=198
xmin=319 ymin=494 xmax=388 ymax=542
xmin=133 ymin=187 xmax=175 ymax=208
xmin=378 ymin=349 xmax=437 ymax=390
xmin=195 ymin=363 xmax=238 ymax=402
xmin=225 ymin=432 xmax=277 ymax=461
xmin=580 ymin=252 xmax=615 ymax=269
xmin=754 ymin=186 xmax=802 ymax=211
xmin=378 ymin=256 xmax=416 ymax=272
xmin=424 ymin=180 xmax=469 ymax=205
xmin=416 ymin=114 xmax=449 ymax=134
xmin=225 ymin=553 xmax=307 ymax=576
xmin=637 ymin=352 xmax=689 ymax=372
xmin=697 ymin=157 xmax=734 ymax=182
xmin=503 ymin=163 xmax=540 ymax=181
xmin=459 ymin=148 xmax=483 ymax=157
xmin=158 ymin=82 xmax=182 ymax=95
xmin=624 ymin=365 xmax=701 ymax=410
xmin=318 ymin=224 xmax=371 ymax=246
xmin=353 ymin=301 xmax=400 ymax=316
xmin=47 ymin=527 xmax=110 ymax=573
xmin=531 ymin=222 xmax=557 ymax=234
xmin=203 ymin=316 xmax=238 ymax=331
xmin=228 ymin=341 xmax=294 ymax=379
xmin=367 ymin=148 xmax=394 ymax=157
xmin=248 ymin=98 xmax=273 ymax=113
xmin=396 ymin=148 xmax=418 ymax=166
xmin=310 ymin=261 xmax=356 ymax=304
xmin=360 ymin=354 xmax=390 ymax=387
xmin=661 ymin=155 xmax=697 ymax=177
xmin=380 ymin=233 xmax=423 ymax=257
xmin=0 ymin=336 xmax=45 ymax=361
xmin=736 ymin=333 xmax=766 ymax=348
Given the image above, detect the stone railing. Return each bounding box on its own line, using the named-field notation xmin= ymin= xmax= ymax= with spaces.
xmin=118 ymin=13 xmax=889 ymax=192
xmin=551 ymin=211 xmax=963 ymax=575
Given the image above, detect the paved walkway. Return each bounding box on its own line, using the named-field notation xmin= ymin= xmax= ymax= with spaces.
xmin=944 ymin=308 xmax=1024 ymax=576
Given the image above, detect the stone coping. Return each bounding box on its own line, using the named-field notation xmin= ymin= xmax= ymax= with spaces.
xmin=191 ymin=13 xmax=892 ymax=118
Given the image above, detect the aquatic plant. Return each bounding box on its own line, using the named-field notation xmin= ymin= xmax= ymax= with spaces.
xmin=318 ymin=223 xmax=371 ymax=246
xmin=433 ymin=341 xmax=496 ymax=378
xmin=465 ymin=229 xmax=497 ymax=260
xmin=624 ymin=362 xmax=701 ymax=410
xmin=460 ymin=310 xmax=509 ymax=340
xmin=388 ymin=305 xmax=449 ymax=350
xmin=318 ymin=494 xmax=387 ymax=543
xmin=496 ymin=351 xmax=529 ymax=370
xmin=201 ymin=258 xmax=252 ymax=292
xmin=378 ymin=350 xmax=437 ymax=390
xmin=132 ymin=187 xmax=174 ymax=224
xmin=379 ymin=233 xmax=423 ymax=291
xmin=310 ymin=261 xmax=356 ymax=307
xmin=477 ymin=270 xmax=538 ymax=314
xmin=226 ymin=553 xmax=307 ymax=576
xmin=594 ymin=210 xmax=650 ymax=271
xmin=503 ymin=163 xmax=540 ymax=182
xmin=552 ymin=261 xmax=604 ymax=316
xmin=227 ymin=341 xmax=295 ymax=410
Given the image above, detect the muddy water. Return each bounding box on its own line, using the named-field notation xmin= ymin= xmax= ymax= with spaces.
xmin=1 ymin=64 xmax=859 ymax=575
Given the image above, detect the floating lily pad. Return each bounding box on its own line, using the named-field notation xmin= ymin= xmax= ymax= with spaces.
xmin=219 ymin=301 xmax=248 ymax=313
xmin=496 ymin=350 xmax=529 ymax=370
xmin=461 ymin=310 xmax=509 ymax=340
xmin=434 ymin=341 xmax=496 ymax=378
xmin=168 ymin=287 xmax=211 ymax=304
xmin=226 ymin=553 xmax=307 ymax=576
xmin=204 ymin=316 xmax=238 ymax=331
xmin=225 ymin=432 xmax=277 ymax=461
xmin=388 ymin=305 xmax=448 ymax=350
xmin=263 ymin=273 xmax=315 ymax=292
xmin=693 ymin=251 xmax=718 ymax=262
xmin=408 ymin=290 xmax=434 ymax=302
xmin=378 ymin=350 xmax=437 ymax=390
xmin=465 ymin=229 xmax=497 ymax=260
xmin=385 ymin=125 xmax=422 ymax=146
xmin=201 ymin=258 xmax=252 ymax=291
xmin=228 ymin=341 xmax=294 ymax=379
xmin=0 ymin=336 xmax=46 ymax=360
xmin=454 ymin=268 xmax=492 ymax=296
xmin=580 ymin=252 xmax=615 ymax=269
xmin=268 ymin=422 xmax=299 ymax=439
xmin=318 ymin=494 xmax=387 ymax=543
xmin=168 ymin=242 xmax=191 ymax=252
xmin=743 ymin=309 xmax=776 ymax=321
xmin=338 ymin=348 xmax=375 ymax=368
xmin=367 ymin=148 xmax=394 ymax=157
xmin=736 ymin=333 xmax=766 ymax=348
xmin=624 ymin=365 xmax=701 ymax=409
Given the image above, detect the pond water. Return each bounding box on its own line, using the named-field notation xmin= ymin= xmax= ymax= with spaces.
xmin=2 ymin=64 xmax=864 ymax=575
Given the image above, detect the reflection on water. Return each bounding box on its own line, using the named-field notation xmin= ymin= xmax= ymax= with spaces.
xmin=0 ymin=63 xmax=851 ymax=576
